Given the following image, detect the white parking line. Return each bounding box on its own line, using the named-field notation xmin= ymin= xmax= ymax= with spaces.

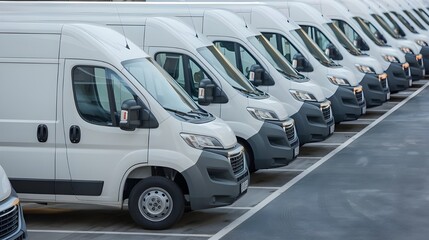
xmin=248 ymin=186 xmax=280 ymax=190
xmin=28 ymin=229 xmax=212 ymax=238
xmin=304 ymin=142 xmax=342 ymax=146
xmin=258 ymin=168 xmax=306 ymax=172
xmin=209 ymin=81 xmax=429 ymax=240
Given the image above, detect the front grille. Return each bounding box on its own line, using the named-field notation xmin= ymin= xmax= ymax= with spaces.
xmin=380 ymin=78 xmax=387 ymax=89
xmin=283 ymin=122 xmax=295 ymax=142
xmin=354 ymin=89 xmax=363 ymax=103
xmin=321 ymin=105 xmax=331 ymax=121
xmin=0 ymin=205 xmax=19 ymax=239
xmin=229 ymin=151 xmax=245 ymax=176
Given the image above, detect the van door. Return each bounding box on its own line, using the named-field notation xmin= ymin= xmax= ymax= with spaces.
xmin=62 ymin=59 xmax=149 ymax=202
xmin=0 ymin=60 xmax=57 ymax=201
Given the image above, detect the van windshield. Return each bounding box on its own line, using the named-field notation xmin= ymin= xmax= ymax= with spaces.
xmin=418 ymin=9 xmax=429 ymax=25
xmin=198 ymin=45 xmax=261 ymax=95
xmin=353 ymin=17 xmax=387 ymax=46
xmin=391 ymin=11 xmax=418 ymax=33
xmin=249 ymin=35 xmax=307 ymax=81
xmin=122 ymin=58 xmax=202 ymax=115
xmin=326 ymin=22 xmax=362 ymax=56
xmin=371 ymin=14 xmax=402 ymax=39
xmin=383 ymin=12 xmax=407 ymax=37
xmin=291 ymin=28 xmax=338 ymax=67
xmin=404 ymin=10 xmax=427 ymax=30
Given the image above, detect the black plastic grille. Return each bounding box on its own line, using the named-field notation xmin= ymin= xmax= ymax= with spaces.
xmin=322 ymin=106 xmax=331 ymax=121
xmin=404 ymin=66 xmax=410 ymax=77
xmin=0 ymin=205 xmax=19 ymax=239
xmin=229 ymin=151 xmax=245 ymax=176
xmin=380 ymin=78 xmax=387 ymax=89
xmin=284 ymin=124 xmax=295 ymax=142
xmin=355 ymin=90 xmax=363 ymax=103
xmin=418 ymin=58 xmax=424 ymax=67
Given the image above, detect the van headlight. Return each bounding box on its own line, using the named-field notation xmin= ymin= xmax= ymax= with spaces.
xmin=355 ymin=64 xmax=375 ymax=73
xmin=247 ymin=107 xmax=279 ymax=121
xmin=400 ymin=47 xmax=413 ymax=54
xmin=382 ymin=55 xmax=400 ymax=63
xmin=289 ymin=89 xmax=318 ymax=102
xmin=415 ymin=39 xmax=428 ymax=46
xmin=180 ymin=133 xmax=224 ymax=149
xmin=327 ymin=76 xmax=351 ymax=86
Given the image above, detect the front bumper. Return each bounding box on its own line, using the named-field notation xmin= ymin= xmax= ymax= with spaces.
xmin=247 ymin=119 xmax=299 ymax=169
xmin=360 ymin=73 xmax=389 ymax=107
xmin=328 ymin=85 xmax=366 ymax=123
xmin=1 ymin=190 xmax=27 ymax=240
xmin=182 ymin=145 xmax=249 ymax=210
xmin=385 ymin=62 xmax=410 ymax=92
xmin=291 ymin=100 xmax=334 ymax=145
xmin=406 ymin=53 xmax=425 ymax=81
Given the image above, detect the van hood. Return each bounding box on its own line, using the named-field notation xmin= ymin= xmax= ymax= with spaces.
xmin=181 ymin=117 xmax=237 ymax=150
xmin=397 ymin=39 xmax=422 ymax=53
xmin=377 ymin=47 xmax=406 ymax=63
xmin=327 ymin=66 xmax=359 ymax=86
xmin=290 ymin=80 xmax=326 ymax=102
xmin=248 ymin=94 xmax=289 ymax=120
xmin=354 ymin=55 xmax=384 ymax=74
xmin=0 ymin=166 xmax=12 ymax=202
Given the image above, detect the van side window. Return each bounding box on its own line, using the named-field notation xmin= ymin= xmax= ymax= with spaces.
xmin=214 ymin=41 xmax=259 ymax=79
xmin=262 ymin=32 xmax=300 ymax=64
xmin=72 ymin=66 xmax=138 ymax=127
xmin=301 ymin=25 xmax=332 ymax=53
xmin=156 ymin=52 xmax=210 ymax=100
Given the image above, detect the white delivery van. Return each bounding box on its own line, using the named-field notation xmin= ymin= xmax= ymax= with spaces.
xmin=406 ymin=0 xmax=429 ymax=28
xmin=0 ymin=165 xmax=26 ymax=239
xmin=337 ymin=0 xmax=426 ymax=81
xmin=278 ymin=1 xmax=389 ymax=107
xmin=0 ymin=22 xmax=249 ymax=230
xmin=373 ymin=0 xmax=429 ymax=74
xmin=0 ymin=4 xmax=299 ymax=171
xmin=308 ymin=0 xmax=412 ymax=92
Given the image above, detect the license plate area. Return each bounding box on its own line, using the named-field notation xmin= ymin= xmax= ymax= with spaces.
xmin=294 ymin=146 xmax=300 ymax=157
xmin=240 ymin=179 xmax=249 ymax=193
xmin=362 ymin=105 xmax=367 ymax=115
xmin=329 ymin=124 xmax=335 ymax=134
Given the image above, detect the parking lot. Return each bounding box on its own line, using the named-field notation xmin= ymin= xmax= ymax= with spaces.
xmin=24 ymin=79 xmax=429 ymax=240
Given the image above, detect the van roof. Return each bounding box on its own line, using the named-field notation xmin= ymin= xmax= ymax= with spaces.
xmin=0 ymin=22 xmax=148 ymax=62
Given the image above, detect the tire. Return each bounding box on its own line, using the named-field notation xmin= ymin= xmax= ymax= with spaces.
xmin=128 ymin=176 xmax=185 ymax=230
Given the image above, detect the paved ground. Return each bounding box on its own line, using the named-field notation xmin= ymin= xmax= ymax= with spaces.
xmin=24 ymin=80 xmax=429 ymax=240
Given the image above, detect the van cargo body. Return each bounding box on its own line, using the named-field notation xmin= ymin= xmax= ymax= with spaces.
xmin=0 ymin=22 xmax=249 ymax=230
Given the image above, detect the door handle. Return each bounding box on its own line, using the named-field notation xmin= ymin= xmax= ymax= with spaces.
xmin=69 ymin=125 xmax=81 ymax=144
xmin=37 ymin=124 xmax=48 ymax=143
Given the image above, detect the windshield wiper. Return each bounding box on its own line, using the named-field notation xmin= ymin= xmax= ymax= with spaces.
xmin=233 ymin=86 xmax=260 ymax=96
xmin=164 ymin=107 xmax=200 ymax=118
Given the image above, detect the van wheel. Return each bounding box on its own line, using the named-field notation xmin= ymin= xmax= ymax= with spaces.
xmin=128 ymin=176 xmax=184 ymax=230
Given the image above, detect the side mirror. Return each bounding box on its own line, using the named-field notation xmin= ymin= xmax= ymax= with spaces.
xmin=325 ymin=43 xmax=343 ymax=60
xmin=120 ymin=99 xmax=142 ymax=131
xmin=249 ymin=64 xmax=275 ymax=86
xmin=198 ymin=78 xmax=215 ymax=106
xmin=249 ymin=64 xmax=264 ymax=86
xmin=375 ymin=31 xmax=387 ymax=44
xmin=292 ymin=53 xmax=314 ymax=72
xmin=354 ymin=36 xmax=370 ymax=51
